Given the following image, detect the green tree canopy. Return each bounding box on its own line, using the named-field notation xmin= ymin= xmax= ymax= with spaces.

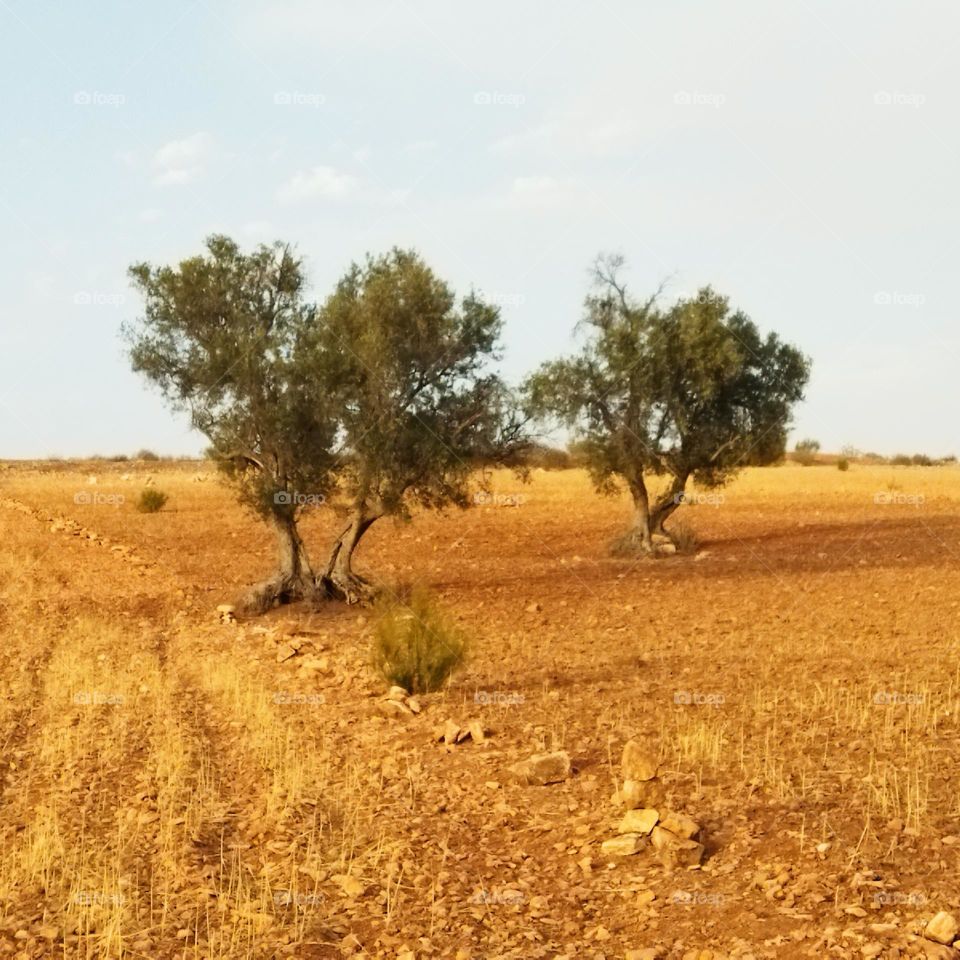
xmin=126 ymin=236 xmax=340 ymax=607
xmin=126 ymin=237 xmax=527 ymax=609
xmin=526 ymin=255 xmax=810 ymax=553
xmin=309 ymin=248 xmax=527 ymax=601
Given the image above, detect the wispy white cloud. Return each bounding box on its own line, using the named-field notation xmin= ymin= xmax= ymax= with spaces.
xmin=276 ymin=165 xmax=359 ymax=203
xmin=152 ymin=132 xmax=214 ymax=186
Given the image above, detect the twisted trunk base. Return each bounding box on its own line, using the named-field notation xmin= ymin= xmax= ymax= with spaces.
xmin=611 ymin=475 xmax=687 ymax=557
xmin=237 ymin=514 xmax=320 ymax=614
xmin=315 ymin=511 xmax=381 ymax=606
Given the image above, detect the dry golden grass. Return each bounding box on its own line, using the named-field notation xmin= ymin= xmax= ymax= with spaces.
xmin=1 ymin=461 xmax=960 ymax=957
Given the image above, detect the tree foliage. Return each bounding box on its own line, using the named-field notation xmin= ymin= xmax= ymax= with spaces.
xmin=126 ymin=236 xmax=340 ymax=522
xmin=125 ymin=237 xmax=526 ymax=608
xmin=526 ymin=255 xmax=810 ymax=552
xmin=309 ymin=249 xmax=528 ymax=599
xmin=314 ymin=250 xmax=525 ymax=510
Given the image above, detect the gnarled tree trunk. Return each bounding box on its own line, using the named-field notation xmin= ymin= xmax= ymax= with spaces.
xmin=612 ymin=474 xmax=655 ymax=555
xmin=239 ymin=513 xmax=319 ymax=614
xmin=612 ymin=471 xmax=690 ymax=555
xmin=319 ymin=508 xmax=381 ymax=604
xmin=650 ymin=474 xmax=688 ymax=539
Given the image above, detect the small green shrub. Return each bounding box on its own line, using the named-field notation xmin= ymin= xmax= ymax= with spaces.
xmin=794 ymin=438 xmax=821 ymax=466
xmin=837 ymin=457 xmax=850 ymax=471
xmin=136 ymin=489 xmax=169 ymax=513
xmin=371 ymin=588 xmax=467 ymax=694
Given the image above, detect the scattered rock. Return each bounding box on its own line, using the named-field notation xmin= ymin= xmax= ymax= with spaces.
xmin=622 ymin=739 xmax=659 ymax=781
xmin=332 ymin=874 xmax=365 ymax=898
xmin=618 ymin=808 xmax=659 ymax=835
xmin=650 ymin=825 xmax=705 ymax=868
xmin=925 ymin=912 xmax=959 ymax=946
xmin=298 ymin=656 xmax=329 ymax=672
xmin=217 ymin=604 xmax=236 ymax=624
xmin=601 ymin=833 xmax=647 ymax=856
xmin=439 ymin=719 xmax=461 ymax=743
xmin=378 ymin=699 xmax=414 ymax=719
xmin=507 ymin=750 xmax=571 ymax=786
xmin=919 ymin=941 xmax=957 ymax=960
xmin=434 ymin=718 xmax=486 ymax=744
xmin=617 ymin=778 xmax=666 ymax=810
xmin=525 ymin=601 xmax=542 ymax=613
xmin=659 ymin=810 xmax=700 ymax=840
xmin=467 ymin=719 xmax=485 ymax=742
xmin=275 ymin=643 xmax=299 ymax=663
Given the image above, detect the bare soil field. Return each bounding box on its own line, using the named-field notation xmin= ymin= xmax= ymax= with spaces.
xmin=1 ymin=462 xmax=959 ymax=959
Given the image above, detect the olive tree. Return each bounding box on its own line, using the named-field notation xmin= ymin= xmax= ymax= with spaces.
xmin=125 ymin=235 xmax=340 ymax=611
xmin=526 ymin=256 xmax=810 ymax=553
xmin=308 ymin=248 xmax=527 ymax=602
xmin=127 ymin=238 xmax=527 ymax=610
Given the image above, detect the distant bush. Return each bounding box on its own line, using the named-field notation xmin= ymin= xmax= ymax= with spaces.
xmin=136 ymin=489 xmax=168 ymax=513
xmin=837 ymin=457 xmax=850 ymax=472
xmin=136 ymin=449 xmax=161 ymax=461
xmin=940 ymin=454 xmax=958 ymax=464
xmin=518 ymin=443 xmax=571 ymax=470
xmin=794 ymin=438 xmax=821 ymax=466
xmin=891 ymin=454 xmax=912 ymax=466
xmin=566 ymin=439 xmax=594 ymax=468
xmin=371 ymin=588 xmax=467 ymax=694
xmin=911 ymin=453 xmax=933 ymax=466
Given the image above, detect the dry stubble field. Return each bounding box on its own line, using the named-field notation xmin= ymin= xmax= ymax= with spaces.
xmin=1 ymin=461 xmax=959 ymax=960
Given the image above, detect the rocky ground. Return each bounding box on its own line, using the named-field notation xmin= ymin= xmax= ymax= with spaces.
xmin=1 ymin=461 xmax=959 ymax=958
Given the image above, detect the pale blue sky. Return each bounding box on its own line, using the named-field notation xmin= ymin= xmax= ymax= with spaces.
xmin=1 ymin=1 xmax=957 ymax=458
